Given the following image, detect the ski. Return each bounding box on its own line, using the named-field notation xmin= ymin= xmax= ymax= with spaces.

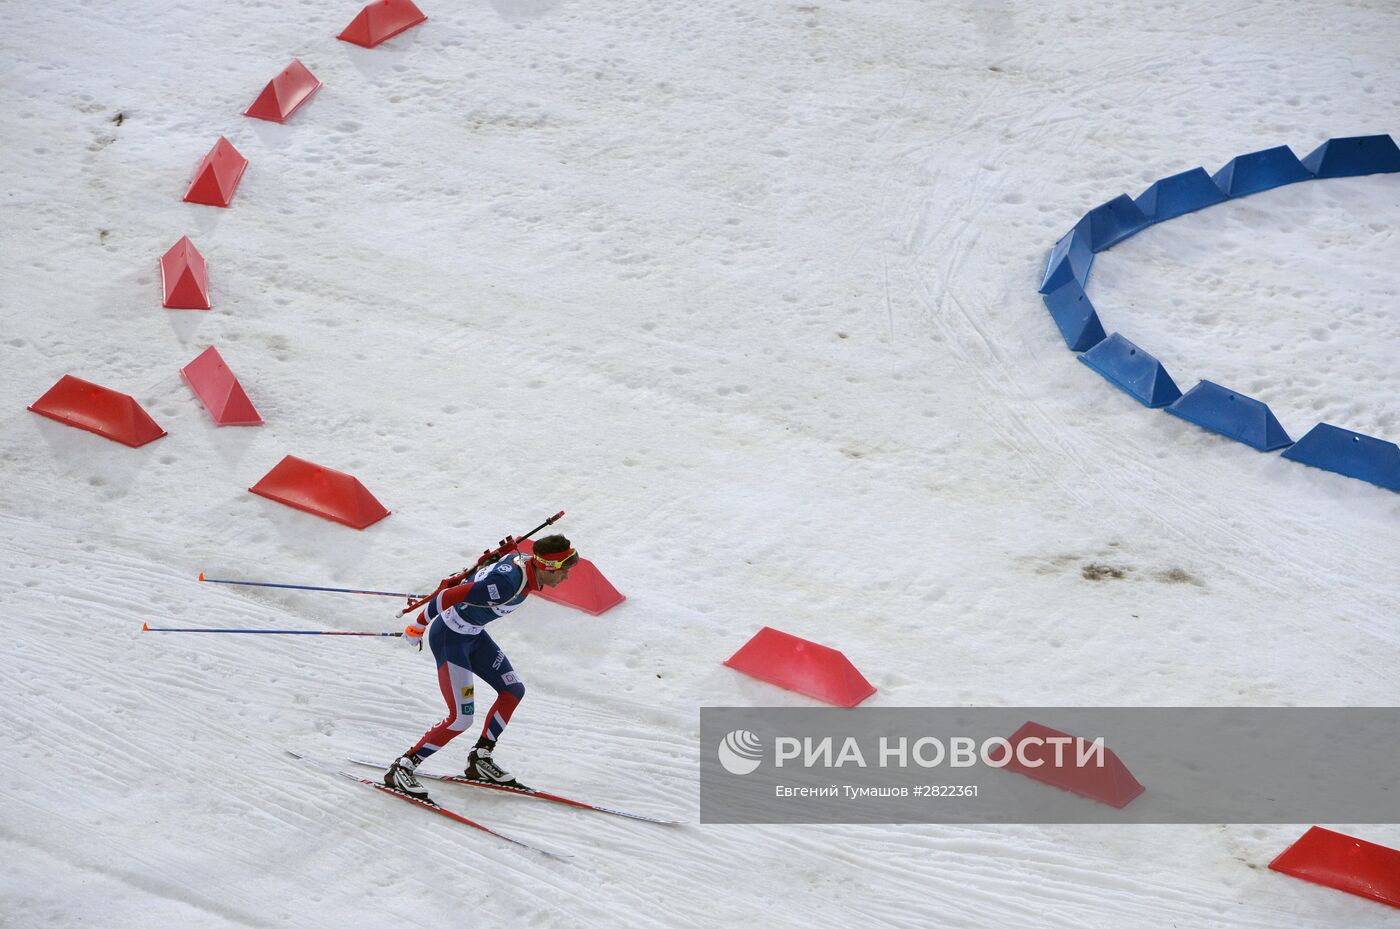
xmin=348 ymin=757 xmax=684 ymax=825
xmin=287 ymin=751 xmax=570 ymax=858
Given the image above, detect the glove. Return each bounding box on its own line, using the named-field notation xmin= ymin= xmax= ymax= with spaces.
xmin=401 ymin=624 xmax=425 ymax=651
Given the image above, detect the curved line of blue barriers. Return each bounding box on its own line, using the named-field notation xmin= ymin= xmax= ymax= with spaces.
xmin=1038 ymin=133 xmax=1400 ymax=493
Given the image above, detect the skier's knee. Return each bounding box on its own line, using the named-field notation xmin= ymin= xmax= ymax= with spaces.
xmin=501 ymin=671 xmax=525 ymax=702
xmin=448 ymin=713 xmax=475 ymax=732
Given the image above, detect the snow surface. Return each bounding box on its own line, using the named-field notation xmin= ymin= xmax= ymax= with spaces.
xmin=2 ymin=0 xmax=1398 ymax=927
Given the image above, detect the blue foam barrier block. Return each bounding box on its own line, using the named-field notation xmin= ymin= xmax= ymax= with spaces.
xmin=1300 ymin=134 xmax=1400 ymax=178
xmin=1212 ymin=145 xmax=1314 ymax=198
xmin=1281 ymin=423 xmax=1400 ymax=492
xmin=1165 ymin=380 xmax=1293 ymax=451
xmin=1080 ymin=194 xmax=1151 ymax=252
xmin=1078 ymin=333 xmax=1182 ymax=408
xmin=1038 ymin=225 xmax=1094 ymax=294
xmin=1042 ymin=279 xmax=1106 ymax=352
xmin=1134 ymin=167 xmax=1228 ymax=222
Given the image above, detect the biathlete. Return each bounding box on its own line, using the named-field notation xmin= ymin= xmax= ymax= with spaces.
xmin=383 ymin=535 xmax=580 ymax=799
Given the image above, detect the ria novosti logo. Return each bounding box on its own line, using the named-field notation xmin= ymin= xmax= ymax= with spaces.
xmin=717 ymin=729 xmax=764 ymax=775
xmin=716 ymin=729 xmax=1112 ymax=774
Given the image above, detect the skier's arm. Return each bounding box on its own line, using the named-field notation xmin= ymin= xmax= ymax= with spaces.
xmin=401 ymin=582 xmax=475 ymax=644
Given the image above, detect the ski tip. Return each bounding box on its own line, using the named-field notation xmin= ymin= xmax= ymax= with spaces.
xmin=198 ymin=572 xmax=206 ymax=581
xmin=141 ymin=622 xmax=149 ymax=632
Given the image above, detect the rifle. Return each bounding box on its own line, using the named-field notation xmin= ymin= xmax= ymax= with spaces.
xmin=395 ymin=510 xmax=566 ymax=617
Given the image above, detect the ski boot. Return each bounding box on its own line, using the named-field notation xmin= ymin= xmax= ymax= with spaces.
xmin=384 ymin=753 xmax=430 ymax=800
xmin=465 ymin=738 xmax=525 ymax=789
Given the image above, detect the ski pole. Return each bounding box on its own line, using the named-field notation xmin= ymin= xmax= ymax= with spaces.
xmin=397 ymin=510 xmax=566 ymax=617
xmin=142 ymin=623 xmax=402 ymax=636
xmin=198 ymin=573 xmax=422 ymax=599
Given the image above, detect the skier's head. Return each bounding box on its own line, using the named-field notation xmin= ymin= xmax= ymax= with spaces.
xmin=532 ymin=534 xmax=579 ymax=587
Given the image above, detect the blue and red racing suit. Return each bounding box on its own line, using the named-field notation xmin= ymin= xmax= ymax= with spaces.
xmin=404 ymin=552 xmax=539 ymax=760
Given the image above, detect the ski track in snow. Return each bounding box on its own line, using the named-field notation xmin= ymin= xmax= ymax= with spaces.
xmin=2 ymin=0 xmax=1399 ymax=927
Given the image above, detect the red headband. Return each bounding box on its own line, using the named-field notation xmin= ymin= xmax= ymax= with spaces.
xmin=533 ymin=548 xmax=576 ymax=570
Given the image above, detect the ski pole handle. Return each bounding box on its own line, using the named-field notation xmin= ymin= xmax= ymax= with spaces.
xmin=396 ymin=510 xmax=565 ymax=617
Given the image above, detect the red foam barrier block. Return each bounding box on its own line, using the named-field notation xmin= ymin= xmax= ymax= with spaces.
xmin=1270 ymin=827 xmax=1400 ymax=909
xmin=183 ymin=137 xmax=248 ymax=207
xmin=28 ymin=375 xmax=166 ymax=448
xmin=516 ymin=538 xmax=625 ymax=615
xmin=244 ymin=59 xmax=322 ymax=124
xmin=723 ymin=627 xmax=876 ymax=708
xmin=249 ymin=455 xmax=389 ymax=529
xmin=181 ymin=346 xmax=262 ymax=426
xmin=990 ymin=721 xmax=1144 ymax=809
xmin=159 ymin=236 xmax=210 ymax=309
xmin=339 ymin=0 xmax=428 ymax=48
